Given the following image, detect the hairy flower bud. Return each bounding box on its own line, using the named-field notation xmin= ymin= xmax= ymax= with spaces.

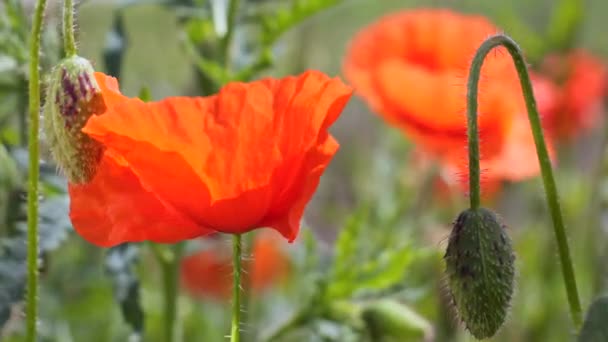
xmin=444 ymin=208 xmax=515 ymax=339
xmin=43 ymin=56 xmax=105 ymax=183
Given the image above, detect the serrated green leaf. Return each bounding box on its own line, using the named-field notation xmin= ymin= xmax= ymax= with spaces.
xmin=105 ymin=244 xmax=144 ymax=335
xmin=578 ymin=296 xmax=608 ymax=342
xmin=353 ymin=245 xmax=415 ymax=295
xmin=332 ymin=205 xmax=368 ymax=281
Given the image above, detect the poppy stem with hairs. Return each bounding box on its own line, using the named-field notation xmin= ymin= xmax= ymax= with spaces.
xmin=231 ymin=234 xmax=243 ymax=342
xmin=26 ymin=0 xmax=48 ymax=340
xmin=466 ymin=33 xmax=583 ymax=329
xmin=63 ymin=0 xmax=77 ymax=57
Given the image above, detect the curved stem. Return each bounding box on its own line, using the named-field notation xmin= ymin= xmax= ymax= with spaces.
xmin=466 ymin=49 xmax=482 ymax=210
xmin=231 ymin=234 xmax=242 ymax=342
xmin=62 ymin=0 xmax=77 ymax=56
xmin=26 ymin=0 xmax=48 ymax=340
xmin=466 ymin=34 xmax=582 ymax=329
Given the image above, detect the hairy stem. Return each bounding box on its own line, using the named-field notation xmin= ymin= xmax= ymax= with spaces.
xmin=62 ymin=0 xmax=77 ymax=56
xmin=466 ymin=34 xmax=582 ymax=329
xmin=231 ymin=234 xmax=242 ymax=342
xmin=26 ymin=0 xmax=48 ymax=340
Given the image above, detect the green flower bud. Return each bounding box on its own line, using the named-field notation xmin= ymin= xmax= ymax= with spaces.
xmin=444 ymin=208 xmax=515 ymax=339
xmin=43 ymin=56 xmax=105 ymax=183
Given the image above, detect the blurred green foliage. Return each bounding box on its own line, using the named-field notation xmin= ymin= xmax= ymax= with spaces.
xmin=1 ymin=0 xmax=608 ymax=341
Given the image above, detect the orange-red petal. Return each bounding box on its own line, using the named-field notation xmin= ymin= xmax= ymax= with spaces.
xmin=68 ymin=152 xmax=211 ymax=247
xmin=541 ymin=50 xmax=608 ymax=140
xmin=82 ymin=70 xmax=352 ymax=240
xmin=344 ymin=9 xmax=522 ymax=164
xmin=344 ymin=8 xmax=558 ymax=187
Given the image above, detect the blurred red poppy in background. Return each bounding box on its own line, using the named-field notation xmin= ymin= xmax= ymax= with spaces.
xmin=343 ymin=9 xmax=557 ymax=190
xmin=541 ymin=50 xmax=608 ymax=141
xmin=68 ymin=71 xmax=352 ymax=247
xmin=180 ymin=232 xmax=291 ymax=300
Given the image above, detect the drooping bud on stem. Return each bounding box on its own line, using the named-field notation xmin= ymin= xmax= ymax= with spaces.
xmin=459 ymin=33 xmax=582 ymax=332
xmin=444 ymin=208 xmax=515 ymax=339
xmin=43 ymin=56 xmax=104 ymax=183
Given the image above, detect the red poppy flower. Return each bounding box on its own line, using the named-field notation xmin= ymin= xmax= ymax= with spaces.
xmin=344 ymin=9 xmax=556 ymax=185
xmin=180 ymin=231 xmax=290 ymax=300
xmin=541 ymin=50 xmax=607 ymax=140
xmin=68 ymin=71 xmax=352 ymax=247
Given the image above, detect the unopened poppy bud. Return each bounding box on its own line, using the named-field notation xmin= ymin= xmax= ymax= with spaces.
xmin=43 ymin=56 xmax=105 ymax=183
xmin=444 ymin=208 xmax=515 ymax=339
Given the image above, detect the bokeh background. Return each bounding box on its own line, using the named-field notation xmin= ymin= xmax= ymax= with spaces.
xmin=2 ymin=0 xmax=608 ymax=341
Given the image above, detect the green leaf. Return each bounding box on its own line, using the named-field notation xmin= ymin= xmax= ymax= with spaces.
xmin=578 ymin=296 xmax=608 ymax=342
xmin=259 ymin=0 xmax=343 ymax=45
xmin=9 ymin=149 xmax=72 ymax=253
xmin=353 ymin=245 xmax=416 ymax=295
xmin=332 ymin=205 xmax=368 ymax=282
xmin=546 ymin=0 xmax=585 ymax=52
xmin=138 ymin=86 xmax=152 ymax=102
xmin=105 ymin=244 xmax=144 ymax=336
xmin=0 ymin=238 xmax=26 ymax=329
xmin=182 ymin=36 xmax=229 ymax=88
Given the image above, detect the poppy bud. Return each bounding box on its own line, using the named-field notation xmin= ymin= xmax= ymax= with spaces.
xmin=43 ymin=56 xmax=105 ymax=183
xmin=444 ymin=208 xmax=515 ymax=339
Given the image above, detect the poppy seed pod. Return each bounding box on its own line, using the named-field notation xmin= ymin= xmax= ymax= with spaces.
xmin=444 ymin=208 xmax=515 ymax=339
xmin=43 ymin=56 xmax=105 ymax=183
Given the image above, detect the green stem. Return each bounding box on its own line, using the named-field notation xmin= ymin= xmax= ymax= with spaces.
xmin=26 ymin=0 xmax=47 ymax=340
xmin=466 ymin=52 xmax=482 ymax=210
xmin=152 ymin=244 xmax=183 ymax=342
xmin=467 ymin=34 xmax=582 ymax=329
xmin=62 ymin=0 xmax=77 ymax=56
xmin=241 ymin=233 xmax=255 ymax=340
xmin=231 ymin=234 xmax=242 ymax=342
xmin=220 ymin=0 xmax=240 ymax=69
